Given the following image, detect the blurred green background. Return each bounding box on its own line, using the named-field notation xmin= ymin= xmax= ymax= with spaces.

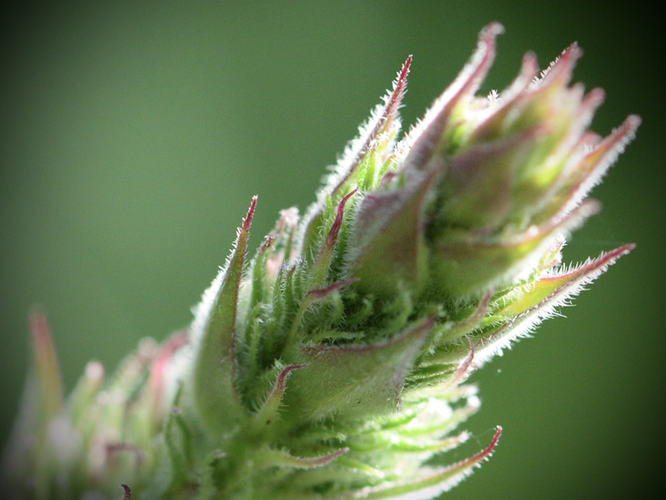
xmin=2 ymin=1 xmax=664 ymax=498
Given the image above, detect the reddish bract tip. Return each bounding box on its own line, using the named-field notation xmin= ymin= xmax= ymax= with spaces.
xmin=293 ymin=447 xmax=350 ymax=467
xmin=275 ymin=364 xmax=307 ymax=393
xmin=381 ymin=54 xmax=412 ymax=133
xmin=330 ymin=56 xmax=412 ymax=196
xmin=586 ymin=115 xmax=641 ymax=165
xmin=454 ymin=337 xmax=476 ymax=382
xmin=536 ymin=42 xmax=582 ymax=90
xmin=243 ymin=195 xmax=258 ymax=232
xmin=404 ymin=23 xmax=502 ymax=170
xmin=542 ymin=243 xmax=635 ymax=283
xmin=323 ymin=188 xmax=357 ymax=252
xmin=448 ymin=425 xmax=503 ymax=472
xmin=149 ymin=331 xmax=189 ymax=412
xmin=396 ymin=54 xmax=413 ymax=98
xmin=402 ymin=54 xmax=413 ymax=75
xmin=307 ymin=278 xmax=358 ymax=300
xmin=29 ymin=308 xmax=64 ymax=415
xmin=121 ymin=484 xmax=133 ymax=500
xmin=463 ymin=21 xmax=504 ymax=98
xmin=29 ymin=308 xmax=52 ymax=345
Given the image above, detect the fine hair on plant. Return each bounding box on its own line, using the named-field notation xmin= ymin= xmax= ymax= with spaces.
xmin=2 ymin=22 xmax=638 ymax=500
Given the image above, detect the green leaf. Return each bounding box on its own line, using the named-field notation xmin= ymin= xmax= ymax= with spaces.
xmin=190 ymin=197 xmax=256 ymax=434
xmin=284 ymin=317 xmax=435 ymax=420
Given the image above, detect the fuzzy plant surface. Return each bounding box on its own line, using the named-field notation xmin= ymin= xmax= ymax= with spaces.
xmin=2 ymin=23 xmax=639 ymax=500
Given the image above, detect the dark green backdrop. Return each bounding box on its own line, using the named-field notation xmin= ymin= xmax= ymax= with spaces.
xmin=2 ymin=1 xmax=664 ymax=498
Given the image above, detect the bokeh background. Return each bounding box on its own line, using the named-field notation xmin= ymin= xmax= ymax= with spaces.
xmin=2 ymin=1 xmax=664 ymax=498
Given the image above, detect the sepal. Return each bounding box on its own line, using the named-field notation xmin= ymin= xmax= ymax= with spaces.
xmin=433 ymin=199 xmax=600 ymax=295
xmin=285 ymin=317 xmax=435 ymax=420
xmin=350 ymin=165 xmax=441 ymax=296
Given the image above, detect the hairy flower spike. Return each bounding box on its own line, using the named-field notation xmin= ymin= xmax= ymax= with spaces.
xmin=3 ymin=24 xmax=638 ymax=499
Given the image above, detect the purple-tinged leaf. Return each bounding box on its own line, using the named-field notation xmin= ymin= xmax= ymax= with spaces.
xmin=540 ymin=114 xmax=641 ymax=222
xmin=532 ymin=43 xmax=581 ymax=91
xmin=402 ymin=22 xmax=504 ymax=170
xmin=445 ymin=125 xmax=547 ymax=230
xmin=351 ymin=164 xmax=441 ymax=296
xmin=470 ymin=51 xmax=539 ymax=142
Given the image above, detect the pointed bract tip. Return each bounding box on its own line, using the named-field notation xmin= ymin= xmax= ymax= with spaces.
xmin=521 ymin=51 xmax=539 ymax=76
xmin=383 ymin=56 xmax=412 ymax=130
xmin=28 ymin=307 xmax=64 ymax=414
xmin=490 ymin=425 xmax=503 ymax=447
xmin=29 ymin=308 xmax=51 ymax=343
xmin=400 ymin=55 xmax=413 ymax=80
xmin=442 ymin=425 xmax=502 ymax=476
xmin=626 ymin=114 xmax=642 ymax=131
xmin=564 ymin=41 xmax=582 ymax=58
xmin=482 ymin=21 xmax=505 ymax=38
xmin=594 ymin=243 xmax=635 ymax=264
xmin=84 ymin=360 xmax=105 ymax=381
xmin=276 ymin=364 xmax=307 ymax=392
xmin=324 ymin=188 xmax=357 ymax=251
xmin=477 ymin=22 xmax=503 ymax=64
xmin=243 ymin=196 xmax=258 ymax=232
xmin=470 ymin=425 xmax=503 ymax=463
xmin=307 ymin=278 xmax=359 ymax=300
xmin=586 ymin=87 xmax=606 ymax=106
xmin=121 ymin=484 xmax=133 ymax=500
xmin=454 ymin=337 xmax=476 ymax=382
xmin=537 ymin=42 xmax=582 ymax=87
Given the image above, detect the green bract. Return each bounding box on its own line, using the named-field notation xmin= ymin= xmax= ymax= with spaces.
xmin=3 ymin=23 xmax=638 ymax=499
